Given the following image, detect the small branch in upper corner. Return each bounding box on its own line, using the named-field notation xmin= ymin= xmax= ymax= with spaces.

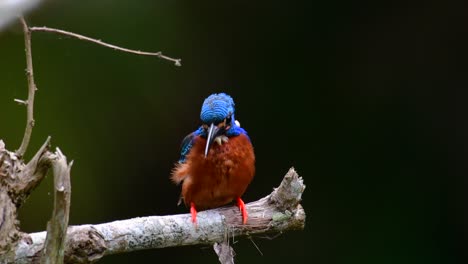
xmin=29 ymin=26 xmax=182 ymax=66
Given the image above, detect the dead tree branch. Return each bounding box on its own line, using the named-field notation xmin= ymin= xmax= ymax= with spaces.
xmin=1 ymin=17 xmax=74 ymax=263
xmin=10 ymin=137 xmax=50 ymax=206
xmin=0 ymin=139 xmax=69 ymax=260
xmin=29 ymin=26 xmax=182 ymax=66
xmin=7 ymin=168 xmax=305 ymax=264
xmin=40 ymin=149 xmax=73 ymax=264
xmin=16 ymin=17 xmax=37 ymax=157
xmin=214 ymin=240 xmax=235 ymax=264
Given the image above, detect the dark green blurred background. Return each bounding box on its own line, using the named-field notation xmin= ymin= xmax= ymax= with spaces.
xmin=0 ymin=1 xmax=462 ymax=263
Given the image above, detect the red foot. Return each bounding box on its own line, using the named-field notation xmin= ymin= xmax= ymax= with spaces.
xmin=190 ymin=202 xmax=197 ymax=224
xmin=237 ymin=197 xmax=248 ymax=224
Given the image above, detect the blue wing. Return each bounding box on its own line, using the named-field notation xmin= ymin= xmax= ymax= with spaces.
xmin=178 ymin=132 xmax=197 ymax=163
xmin=179 ymin=126 xmax=205 ymax=163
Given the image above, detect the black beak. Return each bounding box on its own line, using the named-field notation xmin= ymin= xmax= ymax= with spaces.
xmin=205 ymin=123 xmax=221 ymax=157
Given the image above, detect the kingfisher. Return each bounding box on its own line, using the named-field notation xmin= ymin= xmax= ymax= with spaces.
xmin=171 ymin=93 xmax=255 ymax=225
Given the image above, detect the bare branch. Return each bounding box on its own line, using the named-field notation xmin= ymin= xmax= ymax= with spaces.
xmin=248 ymin=237 xmax=263 ymax=256
xmin=16 ymin=17 xmax=37 ymax=158
xmin=0 ymin=137 xmax=53 ymax=257
xmin=40 ymin=148 xmax=72 ymax=264
xmin=214 ymin=226 xmax=235 ymax=264
xmin=12 ymin=137 xmax=51 ymax=205
xmin=270 ymin=167 xmax=306 ymax=211
xmin=29 ymin=26 xmax=182 ymax=66
xmin=14 ymin=99 xmax=28 ymax=105
xmin=214 ymin=241 xmax=235 ymax=264
xmin=8 ymin=168 xmax=305 ymax=264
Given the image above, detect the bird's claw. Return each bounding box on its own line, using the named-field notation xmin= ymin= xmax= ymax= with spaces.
xmin=237 ymin=197 xmax=248 ymax=224
xmin=190 ymin=202 xmax=198 ymax=226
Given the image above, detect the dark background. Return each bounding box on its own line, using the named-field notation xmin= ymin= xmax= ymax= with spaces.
xmin=0 ymin=1 xmax=464 ymax=263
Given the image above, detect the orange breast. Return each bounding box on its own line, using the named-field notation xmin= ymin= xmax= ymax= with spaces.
xmin=172 ymin=134 xmax=255 ymax=210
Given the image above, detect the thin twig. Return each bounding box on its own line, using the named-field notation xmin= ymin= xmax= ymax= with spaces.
xmin=14 ymin=99 xmax=28 ymax=105
xmin=30 ymin=26 xmax=182 ymax=66
xmin=248 ymin=237 xmax=263 ymax=256
xmin=16 ymin=17 xmax=37 ymax=158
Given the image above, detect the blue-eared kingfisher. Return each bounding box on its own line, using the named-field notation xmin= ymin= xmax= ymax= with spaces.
xmin=171 ymin=93 xmax=255 ymax=225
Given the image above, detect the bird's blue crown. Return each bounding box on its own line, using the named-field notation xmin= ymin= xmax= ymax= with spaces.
xmin=200 ymin=93 xmax=235 ymax=124
xmin=198 ymin=93 xmax=246 ymax=137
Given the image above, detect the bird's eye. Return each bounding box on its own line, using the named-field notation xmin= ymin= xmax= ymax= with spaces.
xmin=225 ymin=115 xmax=232 ymax=125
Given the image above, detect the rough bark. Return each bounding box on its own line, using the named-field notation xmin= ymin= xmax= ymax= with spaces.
xmin=0 ymin=139 xmax=72 ymax=263
xmin=0 ymin=138 xmax=51 ymax=257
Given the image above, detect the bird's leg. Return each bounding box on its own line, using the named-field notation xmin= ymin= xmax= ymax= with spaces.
xmin=236 ymin=197 xmax=248 ymax=224
xmin=190 ymin=202 xmax=197 ymax=224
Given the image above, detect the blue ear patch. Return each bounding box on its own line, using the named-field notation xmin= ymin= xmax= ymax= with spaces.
xmin=200 ymin=93 xmax=235 ymax=124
